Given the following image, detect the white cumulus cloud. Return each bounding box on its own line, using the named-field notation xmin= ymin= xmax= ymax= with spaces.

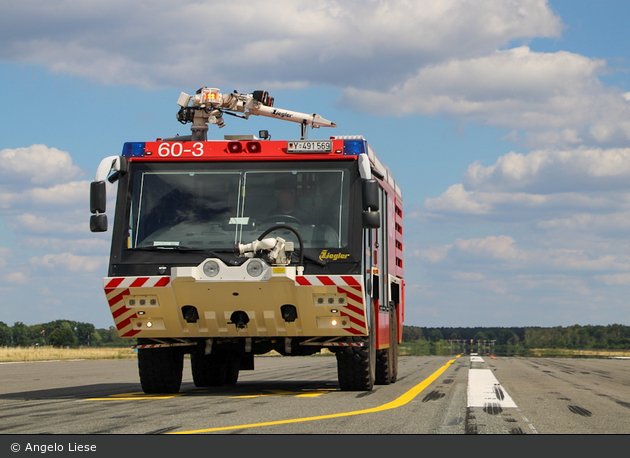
xmin=29 ymin=252 xmax=106 ymax=274
xmin=343 ymin=47 xmax=630 ymax=147
xmin=0 ymin=143 xmax=110 ymax=290
xmin=5 ymin=1 xmax=627 ymax=149
xmin=412 ymin=140 xmax=630 ymax=326
xmin=0 ymin=0 xmax=563 ymax=90
xmin=424 ymin=147 xmax=630 ymax=222
xmin=0 ymin=145 xmax=83 ymax=188
xmin=464 ymin=147 xmax=630 ymax=193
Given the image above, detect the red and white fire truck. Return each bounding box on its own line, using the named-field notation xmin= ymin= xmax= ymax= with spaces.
xmin=90 ymin=88 xmax=404 ymax=393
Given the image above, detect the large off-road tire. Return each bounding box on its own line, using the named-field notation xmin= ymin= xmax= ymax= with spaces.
xmin=191 ymin=351 xmax=227 ymax=387
xmin=191 ymin=350 xmax=242 ymax=387
xmin=336 ymin=338 xmax=375 ymax=391
xmin=336 ymin=304 xmax=377 ymax=392
xmin=224 ymin=354 xmax=241 ymax=385
xmin=375 ymin=305 xmax=399 ymax=385
xmin=375 ymin=347 xmax=392 ymax=385
xmin=389 ymin=305 xmax=399 ymax=383
xmin=138 ymin=347 xmax=184 ymax=394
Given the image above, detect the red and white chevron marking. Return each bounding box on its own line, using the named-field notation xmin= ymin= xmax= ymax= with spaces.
xmin=104 ymin=276 xmax=170 ymax=291
xmin=294 ymin=275 xmax=361 ymax=288
xmin=296 ymin=276 xmax=367 ymax=335
xmin=104 ymin=276 xmax=171 ymax=338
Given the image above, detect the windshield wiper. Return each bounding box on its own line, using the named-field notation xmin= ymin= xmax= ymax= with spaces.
xmin=135 ymin=245 xmax=235 ymax=252
xmin=133 ymin=245 xmax=239 ymax=262
xmin=135 ymin=245 xmax=326 ymax=268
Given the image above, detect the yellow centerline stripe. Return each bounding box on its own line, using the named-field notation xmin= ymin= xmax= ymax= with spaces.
xmin=86 ymin=390 xmax=185 ymax=400
xmin=169 ymin=356 xmax=459 ymax=434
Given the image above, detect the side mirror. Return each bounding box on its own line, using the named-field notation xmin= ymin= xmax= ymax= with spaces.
xmin=90 ymin=181 xmax=107 ymax=232
xmin=90 ymin=156 xmax=127 ymax=234
xmin=362 ymin=179 xmax=380 ymax=228
xmin=90 ymin=181 xmax=106 ymax=214
xmin=90 ymin=214 xmax=108 ymax=232
xmin=362 ymin=179 xmax=379 ymax=211
xmin=362 ymin=211 xmax=380 ymax=229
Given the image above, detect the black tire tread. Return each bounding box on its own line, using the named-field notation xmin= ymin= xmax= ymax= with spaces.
xmin=138 ymin=347 xmax=183 ymax=394
xmin=336 ymin=344 xmax=373 ymax=391
xmin=191 ymin=351 xmax=227 ymax=387
xmin=375 ymin=348 xmax=392 ymax=385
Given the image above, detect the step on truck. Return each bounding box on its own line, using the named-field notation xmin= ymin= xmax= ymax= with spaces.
xmin=89 ymin=87 xmax=404 ymax=393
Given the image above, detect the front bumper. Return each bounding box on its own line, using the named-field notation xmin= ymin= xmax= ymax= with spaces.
xmin=103 ymin=260 xmax=368 ymax=339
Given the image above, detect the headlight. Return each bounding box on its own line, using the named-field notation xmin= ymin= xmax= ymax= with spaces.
xmin=203 ymin=260 xmax=220 ymax=277
xmin=246 ymin=259 xmax=264 ymax=277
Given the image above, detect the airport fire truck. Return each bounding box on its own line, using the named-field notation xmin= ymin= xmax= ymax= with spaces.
xmin=90 ymin=88 xmax=404 ymax=393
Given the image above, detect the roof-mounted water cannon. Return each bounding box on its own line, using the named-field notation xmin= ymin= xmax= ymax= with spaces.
xmin=176 ymin=87 xmax=336 ymax=140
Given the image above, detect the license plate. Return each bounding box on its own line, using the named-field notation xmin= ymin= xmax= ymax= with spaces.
xmin=287 ymin=140 xmax=332 ymax=153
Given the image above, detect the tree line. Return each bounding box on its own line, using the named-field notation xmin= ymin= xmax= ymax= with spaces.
xmin=0 ymin=320 xmax=130 ymax=347
xmin=3 ymin=319 xmax=630 ymax=350
xmin=402 ymin=324 xmax=630 ymax=350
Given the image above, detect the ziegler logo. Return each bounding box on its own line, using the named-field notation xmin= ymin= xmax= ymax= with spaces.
xmin=272 ymin=109 xmax=293 ymax=118
xmin=319 ymin=250 xmax=351 ymax=261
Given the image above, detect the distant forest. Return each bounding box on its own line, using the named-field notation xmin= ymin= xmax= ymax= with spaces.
xmin=0 ymin=320 xmax=128 ymax=348
xmin=2 ymin=320 xmax=630 ymax=350
xmin=402 ymin=324 xmax=630 ymax=350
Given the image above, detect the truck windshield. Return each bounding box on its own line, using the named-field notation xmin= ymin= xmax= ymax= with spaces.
xmin=129 ymin=165 xmax=350 ymax=251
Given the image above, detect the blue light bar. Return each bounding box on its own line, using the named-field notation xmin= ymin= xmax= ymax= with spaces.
xmin=122 ymin=142 xmax=146 ymax=157
xmin=343 ymin=139 xmax=367 ymax=156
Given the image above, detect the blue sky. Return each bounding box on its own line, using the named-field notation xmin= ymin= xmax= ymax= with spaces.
xmin=1 ymin=0 xmax=630 ymax=329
